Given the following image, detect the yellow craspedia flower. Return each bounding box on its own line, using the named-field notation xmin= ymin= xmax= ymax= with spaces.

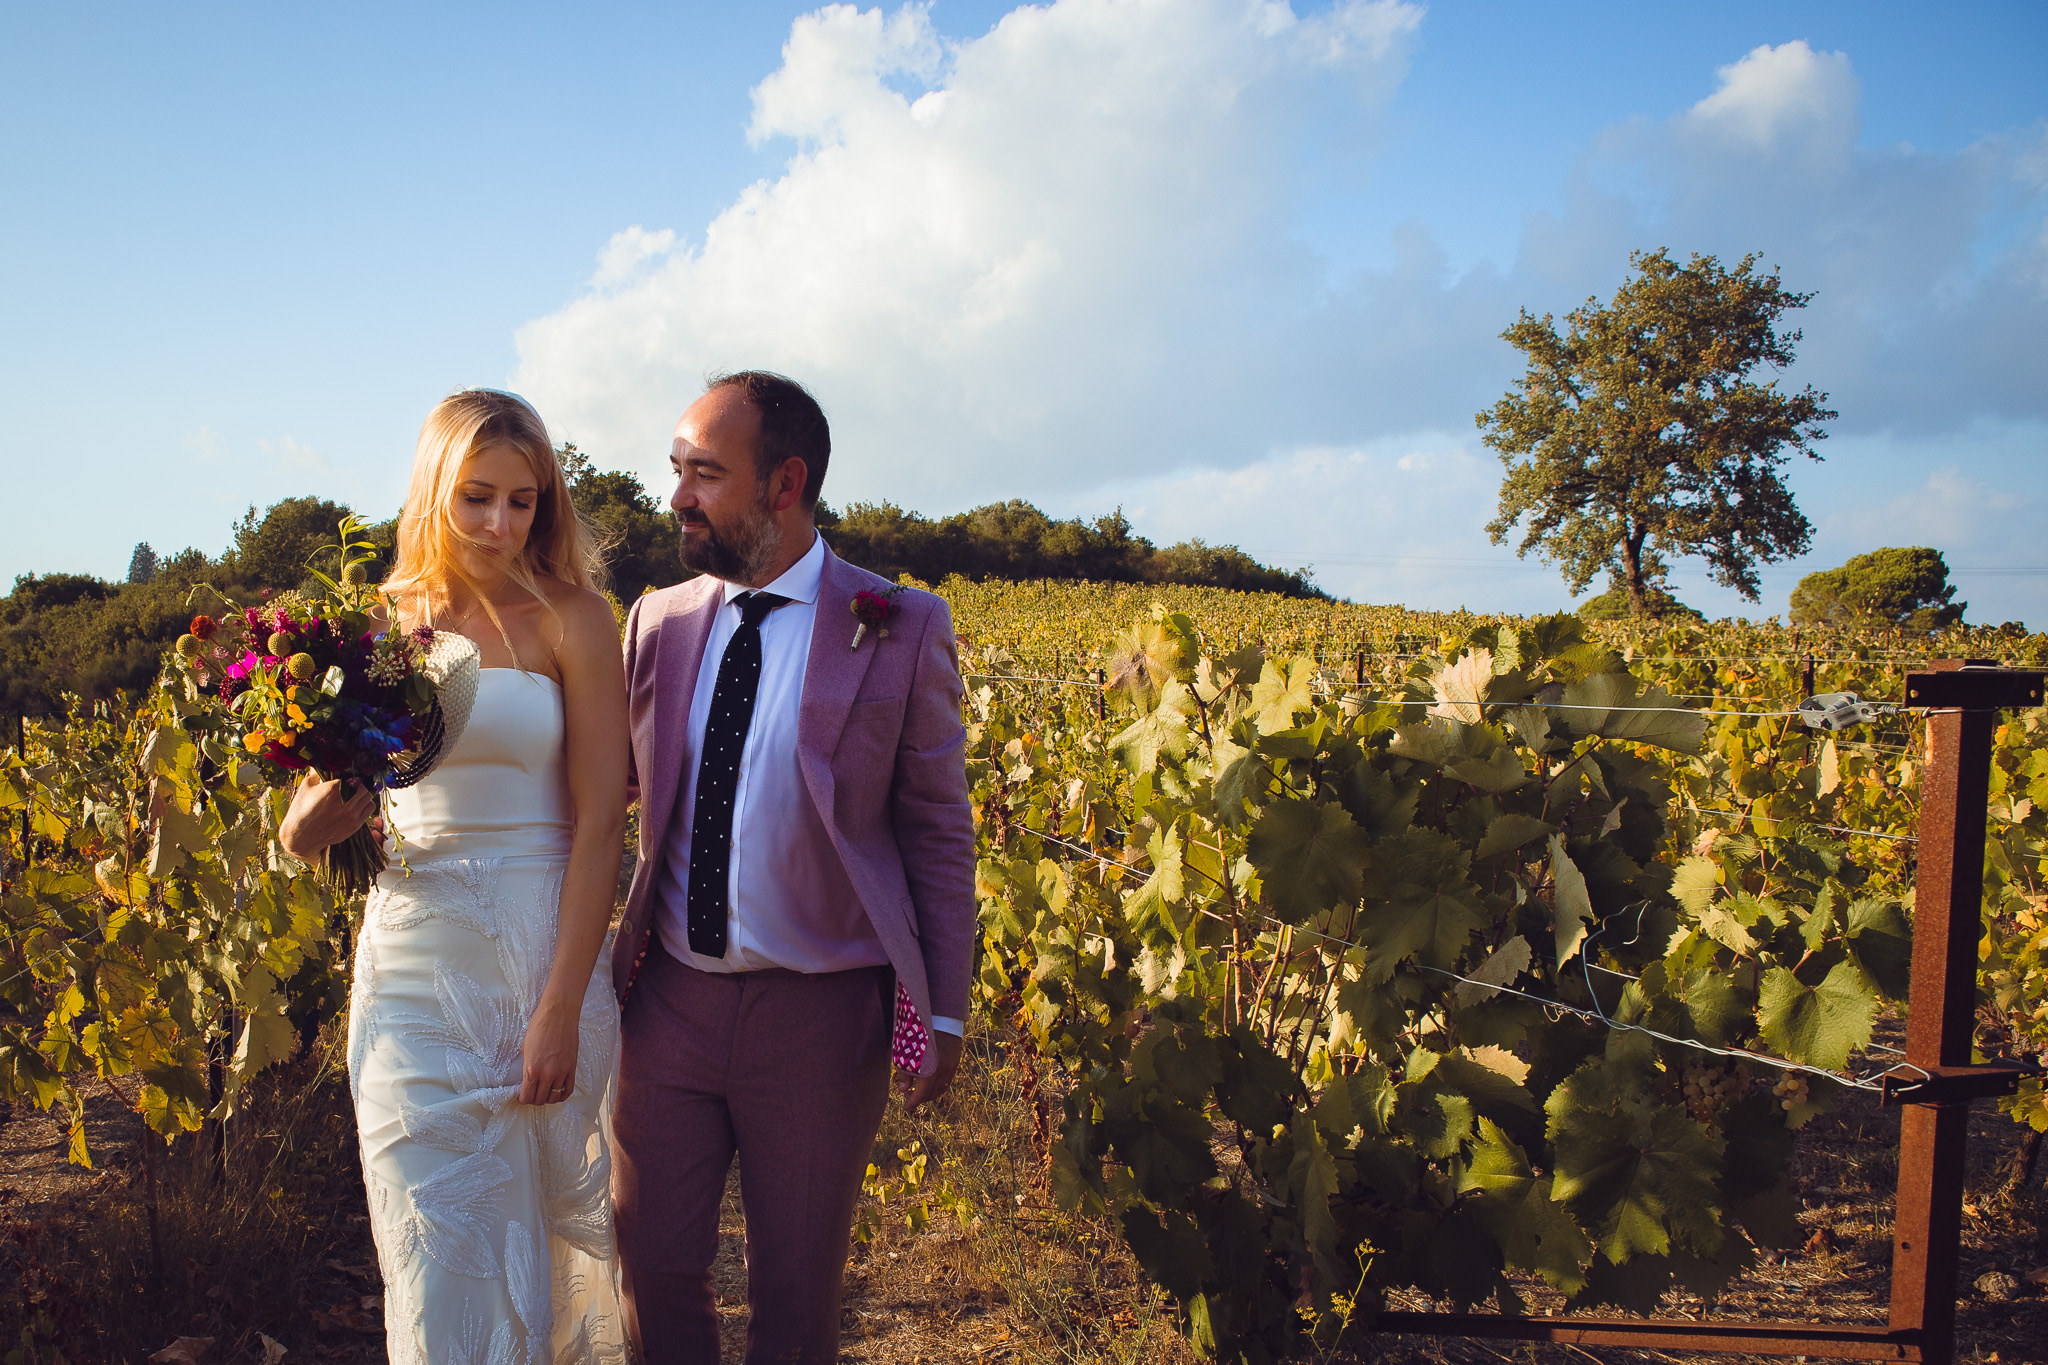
xmin=287 ymin=652 xmax=316 ymax=681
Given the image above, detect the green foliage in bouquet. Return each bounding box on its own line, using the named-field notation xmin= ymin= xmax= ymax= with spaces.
xmin=971 ymin=610 xmax=1910 ymax=1361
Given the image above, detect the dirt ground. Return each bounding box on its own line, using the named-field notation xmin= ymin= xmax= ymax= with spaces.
xmin=4 ymin=1066 xmax=2045 ymax=1365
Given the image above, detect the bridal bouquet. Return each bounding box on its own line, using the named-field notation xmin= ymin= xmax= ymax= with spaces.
xmin=171 ymin=517 xmax=471 ymax=894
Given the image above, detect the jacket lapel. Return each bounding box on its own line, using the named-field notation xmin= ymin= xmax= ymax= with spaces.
xmin=797 ymin=544 xmax=880 ymax=811
xmin=646 ymin=579 xmax=722 ymax=847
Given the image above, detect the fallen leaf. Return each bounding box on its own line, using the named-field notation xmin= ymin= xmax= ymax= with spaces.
xmin=1803 ymin=1228 xmax=1838 ymax=1254
xmin=258 ymin=1335 xmax=287 ymax=1365
xmin=148 ymin=1338 xmax=215 ymax=1365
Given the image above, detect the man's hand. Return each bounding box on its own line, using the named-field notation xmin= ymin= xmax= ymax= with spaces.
xmin=278 ymin=772 xmax=378 ymax=860
xmin=896 ymin=1032 xmax=963 ymax=1111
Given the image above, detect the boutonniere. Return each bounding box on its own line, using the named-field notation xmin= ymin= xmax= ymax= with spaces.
xmin=850 ymin=586 xmax=905 ymax=650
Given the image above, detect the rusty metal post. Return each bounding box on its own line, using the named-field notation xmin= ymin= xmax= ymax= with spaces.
xmin=1886 ymin=663 xmax=2004 ymax=1365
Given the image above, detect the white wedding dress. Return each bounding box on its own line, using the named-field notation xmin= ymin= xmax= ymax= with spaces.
xmin=349 ymin=669 xmax=629 ymax=1364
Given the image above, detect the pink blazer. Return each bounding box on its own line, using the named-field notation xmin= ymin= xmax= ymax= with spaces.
xmin=611 ymin=542 xmax=977 ymax=1039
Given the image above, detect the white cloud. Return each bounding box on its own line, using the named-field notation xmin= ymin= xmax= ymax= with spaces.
xmin=1684 ymin=41 xmax=1858 ymax=154
xmin=258 ymin=436 xmax=332 ymax=477
xmin=592 ymin=227 xmax=678 ymax=289
xmin=182 ymin=425 xmax=223 ymax=463
xmin=514 ymin=0 xmax=1423 ymax=497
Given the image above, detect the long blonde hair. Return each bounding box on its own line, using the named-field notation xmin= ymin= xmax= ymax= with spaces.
xmin=383 ymin=389 xmax=604 ymax=654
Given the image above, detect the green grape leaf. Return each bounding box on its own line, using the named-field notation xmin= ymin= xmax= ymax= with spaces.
xmin=1547 ymin=1059 xmax=1727 ymax=1262
xmin=1757 ymin=961 xmax=1877 ymax=1070
xmin=1250 ymin=657 xmax=1318 ymax=735
xmin=1208 ymin=734 xmax=1265 ymax=827
xmin=1716 ymin=1091 xmax=1796 ymax=1204
xmin=1050 ymin=1133 xmax=1105 ymax=1214
xmin=1430 ymin=1206 xmax=1509 ymax=1309
xmin=1134 ymin=1026 xmax=1222 ymax=1108
xmin=1357 ymin=829 xmax=1487 ymax=981
xmin=230 ymin=965 xmax=294 ymax=1083
xmin=1120 ymin=1206 xmax=1215 ymax=1300
xmin=1844 ymin=898 xmax=1912 ymax=1001
xmin=1670 ymin=856 xmax=1720 ymax=917
xmin=1453 ymin=936 xmax=1533 ymax=1006
xmin=1246 ymin=799 xmax=1369 ymax=925
xmin=1557 ymin=674 xmax=1707 ymax=753
xmin=1215 ymin=1027 xmax=1297 ymax=1133
xmin=1447 ymin=745 xmax=1531 ymax=794
xmin=1336 ymin=761 xmax=1418 ymax=838
xmin=1123 ymin=828 xmax=1188 ymax=949
xmin=1108 ymin=1092 xmax=1217 ymax=1203
xmin=1475 ymin=813 xmax=1551 ymax=861
xmin=1458 ymin=1118 xmax=1593 ymax=1293
xmin=1110 ymin=679 xmax=1196 ymax=774
xmin=1550 ymin=835 xmax=1594 ymax=966
xmin=1287 ymin=1113 xmax=1342 ymax=1277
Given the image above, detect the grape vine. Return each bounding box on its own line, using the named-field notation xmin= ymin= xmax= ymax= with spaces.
xmin=967 ymin=607 xmax=1929 ymax=1361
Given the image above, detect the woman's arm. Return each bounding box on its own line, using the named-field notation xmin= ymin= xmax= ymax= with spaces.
xmin=517 ymin=587 xmax=631 ymax=1106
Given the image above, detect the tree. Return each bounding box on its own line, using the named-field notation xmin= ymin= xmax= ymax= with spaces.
xmin=1480 ymin=249 xmax=1835 ymax=616
xmin=126 ymin=542 xmax=159 ymax=584
xmin=560 ymin=444 xmax=686 ymax=602
xmin=1577 ymin=582 xmax=1703 ymax=623
xmin=229 ymin=497 xmax=354 ymax=590
xmin=1790 ymin=546 xmax=1965 ymax=632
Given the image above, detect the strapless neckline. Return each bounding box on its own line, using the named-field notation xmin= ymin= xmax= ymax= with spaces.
xmin=478 ymin=668 xmax=563 ymax=691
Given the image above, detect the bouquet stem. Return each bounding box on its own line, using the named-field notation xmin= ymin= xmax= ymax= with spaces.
xmin=319 ymin=824 xmax=388 ymax=897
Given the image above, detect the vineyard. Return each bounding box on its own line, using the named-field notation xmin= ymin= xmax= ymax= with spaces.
xmin=4 ymin=578 xmax=2048 ymax=1361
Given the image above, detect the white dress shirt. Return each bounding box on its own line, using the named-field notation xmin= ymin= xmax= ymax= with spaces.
xmin=654 ymin=533 xmax=962 ymax=1036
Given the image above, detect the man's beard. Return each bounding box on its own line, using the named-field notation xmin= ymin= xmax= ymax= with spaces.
xmin=676 ymin=493 xmax=782 ymax=583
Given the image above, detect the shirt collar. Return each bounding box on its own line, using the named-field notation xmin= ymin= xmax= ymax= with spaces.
xmin=718 ymin=529 xmax=824 ymax=609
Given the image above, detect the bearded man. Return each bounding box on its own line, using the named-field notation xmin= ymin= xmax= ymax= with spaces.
xmin=606 ymin=370 xmax=974 ymax=1362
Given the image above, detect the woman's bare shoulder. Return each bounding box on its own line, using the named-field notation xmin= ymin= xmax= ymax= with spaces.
xmin=535 ymin=578 xmax=622 ymax=658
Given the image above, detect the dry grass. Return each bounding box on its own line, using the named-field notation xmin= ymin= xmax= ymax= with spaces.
xmin=4 ymin=1016 xmax=2046 ymax=1365
xmin=0 ymin=1034 xmax=386 ymax=1365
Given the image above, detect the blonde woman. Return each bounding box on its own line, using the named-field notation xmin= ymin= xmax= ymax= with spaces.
xmin=282 ymin=389 xmax=632 ymax=1362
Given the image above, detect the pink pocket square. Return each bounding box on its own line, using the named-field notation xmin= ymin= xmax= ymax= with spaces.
xmin=890 ymin=980 xmax=930 ymax=1075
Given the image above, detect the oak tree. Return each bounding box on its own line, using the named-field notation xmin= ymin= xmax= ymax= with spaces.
xmin=1480 ymin=249 xmax=1835 ymax=615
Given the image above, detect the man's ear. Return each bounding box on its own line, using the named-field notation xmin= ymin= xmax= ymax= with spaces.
xmin=770 ymin=456 xmax=809 ymax=514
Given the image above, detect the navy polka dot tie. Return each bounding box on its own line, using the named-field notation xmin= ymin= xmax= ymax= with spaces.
xmin=685 ymin=590 xmax=787 ymax=957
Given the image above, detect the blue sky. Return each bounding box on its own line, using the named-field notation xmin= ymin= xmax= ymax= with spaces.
xmin=3 ymin=1 xmax=2043 ymax=623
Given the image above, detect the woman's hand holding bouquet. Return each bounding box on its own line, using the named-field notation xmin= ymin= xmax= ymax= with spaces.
xmin=170 ymin=516 xmax=461 ymax=894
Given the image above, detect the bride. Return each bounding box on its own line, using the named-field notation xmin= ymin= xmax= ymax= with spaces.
xmin=281 ymin=389 xmax=633 ymax=1363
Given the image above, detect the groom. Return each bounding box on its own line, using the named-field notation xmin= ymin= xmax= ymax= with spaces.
xmin=609 ymin=371 xmax=976 ymax=1362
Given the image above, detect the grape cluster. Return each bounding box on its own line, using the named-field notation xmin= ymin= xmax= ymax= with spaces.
xmin=1680 ymin=1063 xmax=1747 ymax=1123
xmin=1773 ymin=1072 xmax=1810 ymax=1111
